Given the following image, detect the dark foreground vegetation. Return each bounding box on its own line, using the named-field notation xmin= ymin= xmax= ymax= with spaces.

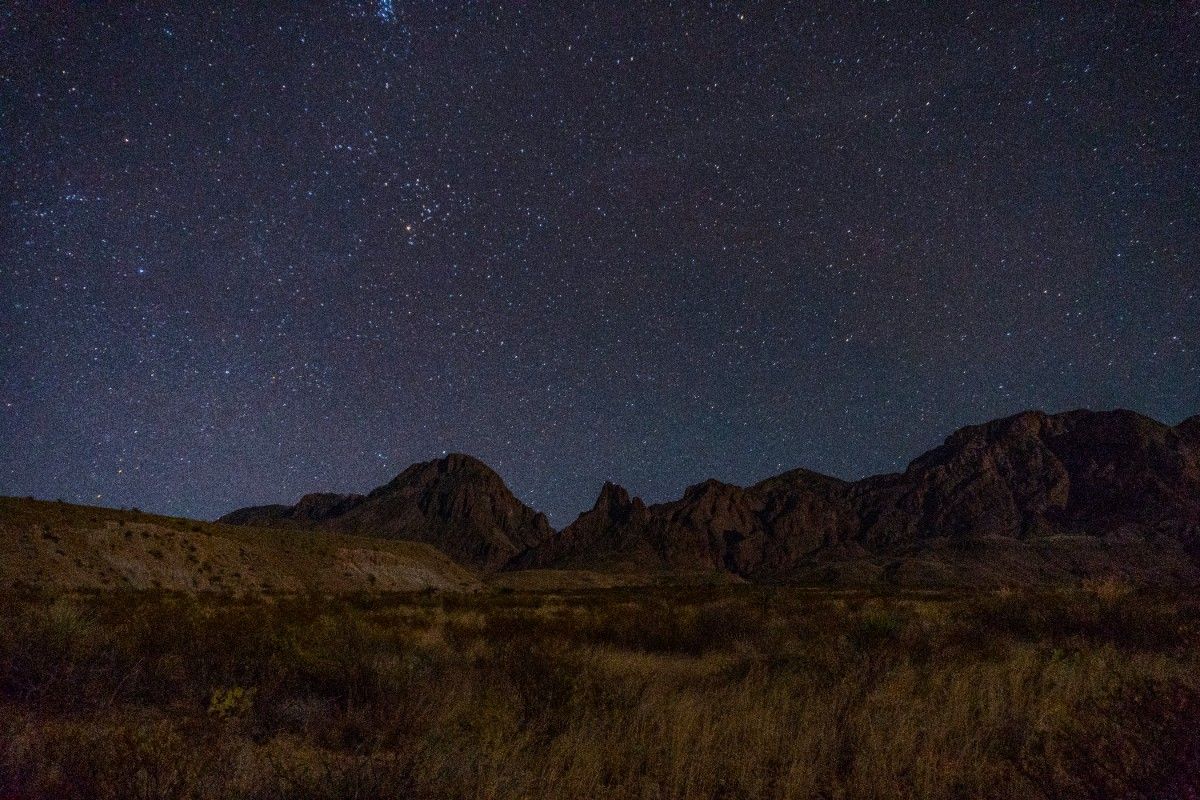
xmin=2 ymin=582 xmax=1199 ymax=799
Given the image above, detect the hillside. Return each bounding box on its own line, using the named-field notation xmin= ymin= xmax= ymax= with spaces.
xmin=0 ymin=497 xmax=478 ymax=594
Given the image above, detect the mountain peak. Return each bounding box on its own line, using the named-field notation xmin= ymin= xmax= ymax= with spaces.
xmin=588 ymin=481 xmax=646 ymax=523
xmin=383 ymin=452 xmax=501 ymax=489
xmin=222 ymin=452 xmax=551 ymax=569
xmin=593 ymin=481 xmax=631 ymax=510
xmin=439 ymin=452 xmax=494 ymax=472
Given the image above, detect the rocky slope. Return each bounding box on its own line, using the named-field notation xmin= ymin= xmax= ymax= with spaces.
xmin=221 ymin=453 xmax=552 ymax=569
xmin=522 ymin=409 xmax=1200 ymax=583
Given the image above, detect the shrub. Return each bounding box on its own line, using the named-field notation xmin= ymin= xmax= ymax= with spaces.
xmin=208 ymin=686 xmax=256 ymax=720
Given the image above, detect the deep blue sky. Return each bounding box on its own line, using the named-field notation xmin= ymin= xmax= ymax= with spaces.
xmin=2 ymin=2 xmax=1197 ymax=526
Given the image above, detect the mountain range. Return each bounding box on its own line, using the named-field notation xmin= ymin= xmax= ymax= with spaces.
xmin=219 ymin=408 xmax=1200 ymax=585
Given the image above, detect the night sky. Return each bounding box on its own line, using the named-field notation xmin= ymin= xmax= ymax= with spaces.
xmin=2 ymin=3 xmax=1197 ymax=526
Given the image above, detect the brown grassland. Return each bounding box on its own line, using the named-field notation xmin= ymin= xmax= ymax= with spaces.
xmin=2 ymin=581 xmax=1199 ymax=799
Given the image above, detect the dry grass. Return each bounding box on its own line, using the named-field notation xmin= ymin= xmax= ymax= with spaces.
xmin=2 ymin=583 xmax=1199 ymax=799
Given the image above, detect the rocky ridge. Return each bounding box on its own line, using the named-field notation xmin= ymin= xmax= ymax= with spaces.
xmin=522 ymin=409 xmax=1200 ymax=582
xmin=222 ymin=409 xmax=1200 ymax=584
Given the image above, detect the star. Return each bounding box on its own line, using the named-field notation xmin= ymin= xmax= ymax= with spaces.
xmin=1 ymin=2 xmax=1195 ymax=522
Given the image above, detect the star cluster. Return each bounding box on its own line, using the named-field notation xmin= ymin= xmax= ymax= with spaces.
xmin=2 ymin=2 xmax=1197 ymax=525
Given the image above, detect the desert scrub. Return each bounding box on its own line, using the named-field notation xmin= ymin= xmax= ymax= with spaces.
xmin=0 ymin=585 xmax=1197 ymax=799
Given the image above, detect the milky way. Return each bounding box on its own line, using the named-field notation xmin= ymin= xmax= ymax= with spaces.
xmin=2 ymin=3 xmax=1197 ymax=525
